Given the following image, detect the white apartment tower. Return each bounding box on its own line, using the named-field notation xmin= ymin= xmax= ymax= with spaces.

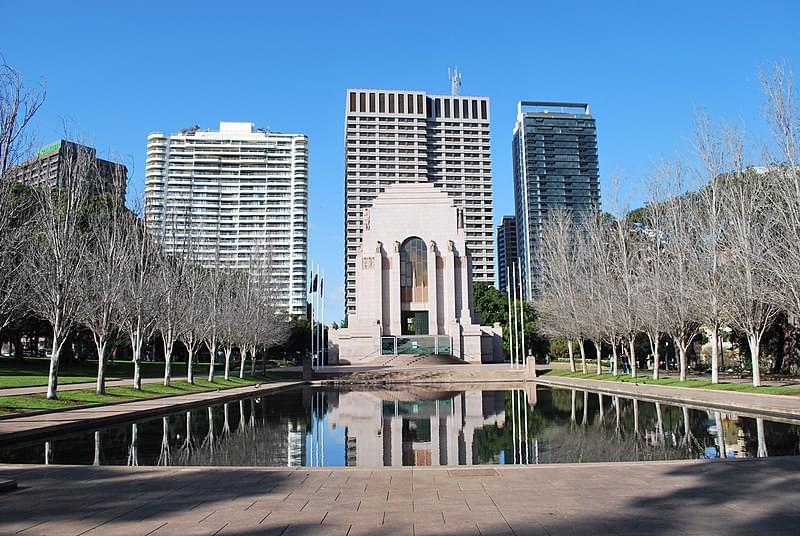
xmin=145 ymin=122 xmax=308 ymax=315
xmin=344 ymin=89 xmax=493 ymax=315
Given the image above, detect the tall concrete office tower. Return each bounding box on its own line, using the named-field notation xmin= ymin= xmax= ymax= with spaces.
xmin=496 ymin=215 xmax=517 ymax=294
xmin=513 ymin=101 xmax=600 ymax=298
xmin=344 ymin=89 xmax=494 ymax=316
xmin=145 ymin=122 xmax=309 ymax=315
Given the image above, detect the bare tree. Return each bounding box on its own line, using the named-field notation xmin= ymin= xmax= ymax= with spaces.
xmin=119 ymin=213 xmax=159 ymax=390
xmin=80 ymin=164 xmax=128 ymax=394
xmin=662 ymin=160 xmax=701 ymax=381
xmin=723 ymin=167 xmax=780 ymax=386
xmin=25 ymin=144 xmax=92 ymax=399
xmin=154 ymin=226 xmax=186 ymax=386
xmin=178 ymin=262 xmax=207 ymax=385
xmin=0 ymin=180 xmax=32 ymax=332
xmin=690 ymin=115 xmax=734 ymax=384
xmin=0 ymin=60 xmax=45 ymax=175
xmin=535 ymin=209 xmax=582 ymax=372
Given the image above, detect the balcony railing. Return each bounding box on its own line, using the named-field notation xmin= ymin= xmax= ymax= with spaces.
xmin=380 ymin=336 xmax=452 ymax=356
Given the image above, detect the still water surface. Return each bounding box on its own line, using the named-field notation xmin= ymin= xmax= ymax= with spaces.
xmin=1 ymin=385 xmax=798 ymax=467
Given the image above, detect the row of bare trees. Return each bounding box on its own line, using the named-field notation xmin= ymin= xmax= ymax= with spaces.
xmin=536 ymin=66 xmax=800 ymax=387
xmin=0 ymin=60 xmax=289 ymax=400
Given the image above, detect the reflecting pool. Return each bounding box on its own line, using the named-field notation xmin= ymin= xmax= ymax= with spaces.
xmin=1 ymin=385 xmax=798 ymax=467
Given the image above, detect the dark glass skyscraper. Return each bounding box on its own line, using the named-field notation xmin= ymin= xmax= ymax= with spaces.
xmin=496 ymin=215 xmax=517 ymax=293
xmin=512 ymin=101 xmax=600 ymax=298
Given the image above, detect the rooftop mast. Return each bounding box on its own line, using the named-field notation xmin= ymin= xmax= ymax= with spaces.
xmin=448 ymin=67 xmax=462 ymax=96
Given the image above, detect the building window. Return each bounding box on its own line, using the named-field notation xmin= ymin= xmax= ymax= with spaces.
xmin=379 ymin=93 xmax=385 ymax=113
xmin=360 ymin=93 xmax=366 ymax=112
xmin=369 ymin=93 xmax=376 ymax=112
xmin=389 ymin=94 xmax=395 ymax=113
xmin=481 ymin=100 xmax=487 ymax=119
xmin=463 ymin=99 xmax=469 ymax=118
xmin=426 ymin=97 xmax=434 ymax=118
xmin=472 ymin=100 xmax=478 ymax=118
xmin=400 ymin=236 xmax=428 ymax=302
xmin=398 ymin=94 xmax=405 ymax=113
xmin=444 ymin=99 xmax=450 ymax=118
xmin=417 ymin=95 xmax=424 ymax=116
xmin=349 ymin=92 xmax=356 ymax=112
xmin=435 ymin=98 xmax=441 ymax=118
xmin=453 ymin=99 xmax=459 ymax=118
xmin=407 ymin=94 xmax=414 ymax=114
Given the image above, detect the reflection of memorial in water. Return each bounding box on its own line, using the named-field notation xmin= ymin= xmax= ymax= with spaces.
xmin=327 ymin=388 xmax=512 ymax=467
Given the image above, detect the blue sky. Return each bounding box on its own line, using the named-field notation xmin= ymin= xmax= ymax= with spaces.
xmin=3 ymin=1 xmax=799 ymax=322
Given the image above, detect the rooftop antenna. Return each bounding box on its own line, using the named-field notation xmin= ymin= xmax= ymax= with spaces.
xmin=448 ymin=67 xmax=462 ymax=96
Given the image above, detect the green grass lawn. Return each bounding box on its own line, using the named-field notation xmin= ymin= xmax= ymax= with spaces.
xmin=0 ymin=357 xmax=221 ymax=389
xmin=0 ymin=371 xmax=302 ymax=416
xmin=541 ymin=368 xmax=800 ymax=396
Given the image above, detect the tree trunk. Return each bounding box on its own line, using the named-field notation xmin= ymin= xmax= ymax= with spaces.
xmin=162 ymin=330 xmax=173 ymax=387
xmin=46 ymin=332 xmax=61 ymax=400
xmin=207 ymin=337 xmax=216 ymax=382
xmin=187 ymin=345 xmax=195 ymax=384
xmin=611 ymin=340 xmax=619 ymax=376
xmin=95 ymin=337 xmax=107 ymax=395
xmin=239 ymin=347 xmax=246 ymax=379
xmin=567 ymin=339 xmax=576 ymax=372
xmin=650 ymin=333 xmax=660 ymax=380
xmin=224 ymin=346 xmax=232 ymax=380
xmin=678 ymin=341 xmax=688 ymax=382
xmin=132 ymin=328 xmax=143 ymax=391
xmin=593 ymin=340 xmax=602 ymax=375
xmin=579 ymin=340 xmax=587 ymax=374
xmin=749 ymin=333 xmax=762 ymax=387
xmin=710 ymin=324 xmax=720 ymax=384
xmin=250 ymin=346 xmax=257 ymax=376
xmin=628 ymin=335 xmax=637 ymax=378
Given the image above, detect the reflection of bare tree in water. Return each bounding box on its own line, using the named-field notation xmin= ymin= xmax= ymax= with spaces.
xmin=714 ymin=411 xmax=727 ymax=459
xmin=222 ymin=402 xmax=231 ymax=437
xmin=538 ymin=416 xmax=693 ymax=464
xmin=127 ymin=424 xmax=139 ymax=467
xmin=174 ymin=411 xmax=195 ymax=465
xmin=570 ymin=390 xmax=576 ymax=426
xmin=582 ymin=390 xmax=588 ymax=426
xmin=757 ymin=418 xmax=768 ymax=458
xmin=157 ymin=416 xmax=171 ymax=466
xmin=44 ymin=441 xmax=52 ymax=465
xmin=654 ymin=402 xmax=665 ymax=445
xmin=202 ymin=407 xmax=215 ymax=456
xmin=93 ymin=431 xmax=101 ymax=466
xmin=597 ymin=393 xmax=605 ymax=424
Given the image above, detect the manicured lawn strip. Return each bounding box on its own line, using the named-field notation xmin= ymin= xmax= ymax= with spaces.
xmin=541 ymin=369 xmax=800 ymax=396
xmin=0 ymin=357 xmax=231 ymax=389
xmin=0 ymin=372 xmax=301 ymax=415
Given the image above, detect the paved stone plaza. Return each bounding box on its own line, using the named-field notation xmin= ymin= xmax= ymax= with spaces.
xmin=1 ymin=457 xmax=798 ymax=535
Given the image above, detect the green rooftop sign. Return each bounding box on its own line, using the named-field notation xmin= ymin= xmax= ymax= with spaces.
xmin=36 ymin=141 xmax=61 ymax=157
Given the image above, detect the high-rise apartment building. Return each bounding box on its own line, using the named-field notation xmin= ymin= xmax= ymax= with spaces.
xmin=145 ymin=122 xmax=308 ymax=315
xmin=344 ymin=89 xmax=493 ymax=315
xmin=496 ymin=215 xmax=517 ymax=293
xmin=513 ymin=101 xmax=600 ymax=298
xmin=4 ymin=139 xmax=128 ymax=200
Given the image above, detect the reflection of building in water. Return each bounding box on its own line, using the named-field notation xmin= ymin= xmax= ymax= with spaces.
xmin=327 ymin=389 xmax=507 ymax=467
xmin=287 ymin=421 xmax=307 ymax=467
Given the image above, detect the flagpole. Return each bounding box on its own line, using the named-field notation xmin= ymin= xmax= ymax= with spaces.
xmin=309 ymin=263 xmax=315 ymax=370
xmin=319 ymin=268 xmax=325 ymax=367
xmin=512 ymin=262 xmax=520 ymax=369
xmin=506 ymin=266 xmax=514 ymax=370
xmin=518 ymin=257 xmax=528 ymax=372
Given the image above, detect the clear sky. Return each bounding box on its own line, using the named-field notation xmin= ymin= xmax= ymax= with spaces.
xmin=3 ymin=0 xmax=799 ymax=322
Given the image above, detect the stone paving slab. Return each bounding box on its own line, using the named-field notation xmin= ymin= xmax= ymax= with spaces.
xmin=0 ymin=457 xmax=798 ymax=535
xmin=534 ymin=374 xmax=800 ymax=421
xmin=0 ymin=381 xmax=300 ymax=443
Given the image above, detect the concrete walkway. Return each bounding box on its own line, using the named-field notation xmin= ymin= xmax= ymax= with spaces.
xmin=534 ymin=375 xmax=800 ymax=421
xmin=0 ymin=381 xmax=300 ymax=443
xmin=1 ymin=457 xmax=798 ymax=535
